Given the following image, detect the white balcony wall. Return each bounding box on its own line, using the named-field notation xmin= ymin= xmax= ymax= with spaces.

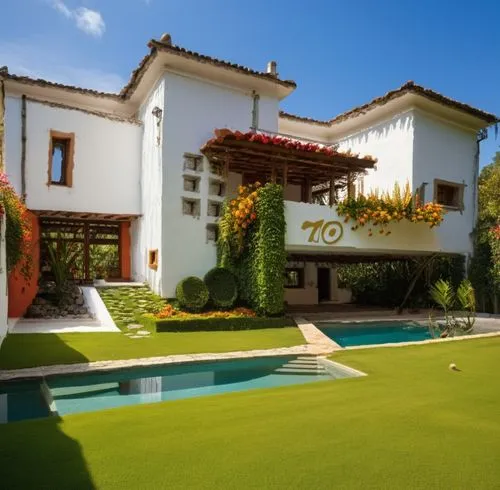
xmin=284 ymin=200 xmax=464 ymax=255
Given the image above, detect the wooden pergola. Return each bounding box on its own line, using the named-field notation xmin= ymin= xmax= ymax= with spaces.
xmin=201 ymin=130 xmax=377 ymax=204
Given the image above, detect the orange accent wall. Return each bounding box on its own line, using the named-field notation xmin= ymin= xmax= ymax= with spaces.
xmin=120 ymin=221 xmax=131 ymax=280
xmin=8 ymin=212 xmax=40 ymax=318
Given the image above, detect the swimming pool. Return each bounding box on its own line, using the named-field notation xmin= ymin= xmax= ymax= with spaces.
xmin=0 ymin=355 xmax=360 ymax=422
xmin=317 ymin=321 xmax=433 ymax=347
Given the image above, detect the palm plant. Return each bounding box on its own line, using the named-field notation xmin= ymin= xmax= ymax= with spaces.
xmin=428 ymin=279 xmax=476 ymax=337
xmin=45 ymin=235 xmax=80 ymax=302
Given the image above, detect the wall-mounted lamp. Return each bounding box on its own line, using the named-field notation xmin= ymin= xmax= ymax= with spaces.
xmin=152 ymin=106 xmax=163 ymax=146
xmin=152 ymin=106 xmax=163 ymax=121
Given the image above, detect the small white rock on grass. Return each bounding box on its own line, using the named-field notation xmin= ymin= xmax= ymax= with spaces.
xmin=449 ymin=363 xmax=461 ymax=371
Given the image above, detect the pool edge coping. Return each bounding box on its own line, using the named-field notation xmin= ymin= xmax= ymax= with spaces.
xmin=0 ymin=343 xmax=338 ymax=381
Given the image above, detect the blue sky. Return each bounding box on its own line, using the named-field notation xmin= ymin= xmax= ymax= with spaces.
xmin=1 ymin=0 xmax=499 ymax=167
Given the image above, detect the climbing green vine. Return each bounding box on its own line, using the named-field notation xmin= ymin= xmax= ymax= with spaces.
xmin=218 ymin=183 xmax=286 ymax=316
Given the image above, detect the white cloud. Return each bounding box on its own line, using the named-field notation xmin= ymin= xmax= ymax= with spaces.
xmin=0 ymin=40 xmax=124 ymax=93
xmin=74 ymin=7 xmax=106 ymax=37
xmin=51 ymin=1 xmax=105 ymax=38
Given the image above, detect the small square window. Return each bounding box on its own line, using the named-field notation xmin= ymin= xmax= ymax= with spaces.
xmin=284 ymin=268 xmax=304 ymax=288
xmin=210 ymin=163 xmax=223 ymax=176
xmin=434 ymin=179 xmax=464 ymax=210
xmin=209 ymin=179 xmax=225 ymax=197
xmin=148 ymin=249 xmax=158 ymax=270
xmin=182 ymin=198 xmax=200 ymax=216
xmin=206 ymin=224 xmax=219 ymax=243
xmin=184 ymin=154 xmax=203 ymax=172
xmin=207 ymin=201 xmax=221 ymax=217
xmin=183 ymin=176 xmax=200 ymax=193
xmin=48 ymin=131 xmax=74 ymax=187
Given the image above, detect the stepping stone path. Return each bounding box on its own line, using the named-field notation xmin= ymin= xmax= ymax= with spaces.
xmin=135 ymin=330 xmax=151 ymax=336
xmin=127 ymin=324 xmax=143 ymax=330
xmin=129 ymin=335 xmax=149 ymax=339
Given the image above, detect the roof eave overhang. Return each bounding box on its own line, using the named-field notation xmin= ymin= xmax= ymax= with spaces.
xmin=126 ymin=50 xmax=296 ymax=106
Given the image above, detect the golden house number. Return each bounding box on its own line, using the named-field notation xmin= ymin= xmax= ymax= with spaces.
xmin=301 ymin=219 xmax=343 ymax=245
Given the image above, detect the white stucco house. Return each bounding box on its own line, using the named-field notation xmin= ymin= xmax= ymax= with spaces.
xmin=1 ymin=33 xmax=497 ymax=316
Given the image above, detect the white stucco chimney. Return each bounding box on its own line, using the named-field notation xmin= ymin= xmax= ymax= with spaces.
xmin=266 ymin=61 xmax=277 ymax=76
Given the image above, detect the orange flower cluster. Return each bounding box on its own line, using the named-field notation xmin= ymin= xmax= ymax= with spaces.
xmin=156 ymin=304 xmax=256 ymax=320
xmin=410 ymin=202 xmax=444 ymax=227
xmin=337 ymin=187 xmax=444 ymax=238
xmin=228 ymin=182 xmax=260 ymax=246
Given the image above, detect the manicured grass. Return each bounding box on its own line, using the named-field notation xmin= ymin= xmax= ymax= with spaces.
xmin=97 ymin=286 xmax=166 ymax=331
xmin=0 ymin=327 xmax=304 ymax=369
xmin=1 ymin=338 xmax=500 ymax=488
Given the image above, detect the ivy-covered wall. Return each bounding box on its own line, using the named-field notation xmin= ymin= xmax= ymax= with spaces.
xmin=218 ymin=183 xmax=286 ymax=316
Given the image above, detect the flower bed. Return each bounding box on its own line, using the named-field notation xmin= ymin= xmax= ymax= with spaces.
xmin=144 ymin=305 xmax=294 ymax=332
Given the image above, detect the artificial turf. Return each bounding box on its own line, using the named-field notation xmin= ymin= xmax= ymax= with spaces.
xmin=0 ymin=327 xmax=304 ymax=369
xmin=1 ymin=337 xmax=499 ymax=489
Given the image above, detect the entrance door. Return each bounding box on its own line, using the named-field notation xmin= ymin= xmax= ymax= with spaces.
xmin=317 ymin=268 xmax=330 ymax=303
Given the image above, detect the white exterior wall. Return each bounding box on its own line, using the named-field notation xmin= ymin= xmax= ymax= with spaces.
xmin=334 ymin=112 xmax=415 ymax=195
xmin=412 ymin=111 xmax=477 ymax=255
xmin=4 ymin=96 xmax=141 ymax=214
xmin=160 ymin=72 xmax=280 ymax=296
xmin=133 ymin=79 xmax=166 ymax=293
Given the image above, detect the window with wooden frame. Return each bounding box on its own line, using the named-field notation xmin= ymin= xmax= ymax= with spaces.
xmin=433 ymin=179 xmax=464 ymax=210
xmin=48 ymin=131 xmax=74 ymax=186
xmin=284 ymin=268 xmax=305 ymax=288
xmin=148 ymin=249 xmax=158 ymax=270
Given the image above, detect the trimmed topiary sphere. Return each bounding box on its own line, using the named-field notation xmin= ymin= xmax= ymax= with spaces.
xmin=176 ymin=276 xmax=209 ymax=312
xmin=204 ymin=267 xmax=238 ymax=309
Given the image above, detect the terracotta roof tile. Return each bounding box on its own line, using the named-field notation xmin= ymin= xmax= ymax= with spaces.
xmin=3 ymin=72 xmax=122 ymax=100
xmin=144 ymin=39 xmax=296 ymax=89
xmin=280 ymin=81 xmax=498 ymax=126
xmin=2 ymin=39 xmax=296 ymax=105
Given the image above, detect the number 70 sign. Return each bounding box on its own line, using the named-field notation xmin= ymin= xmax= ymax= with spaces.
xmin=301 ymin=219 xmax=343 ymax=245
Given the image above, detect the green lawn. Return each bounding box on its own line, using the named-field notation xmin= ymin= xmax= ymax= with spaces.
xmin=97 ymin=286 xmax=167 ymax=331
xmin=1 ymin=338 xmax=500 ymax=489
xmin=0 ymin=327 xmax=304 ymax=369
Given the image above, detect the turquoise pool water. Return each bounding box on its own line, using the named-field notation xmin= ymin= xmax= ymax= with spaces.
xmin=318 ymin=321 xmax=433 ymax=347
xmin=0 ymin=356 xmax=357 ymax=422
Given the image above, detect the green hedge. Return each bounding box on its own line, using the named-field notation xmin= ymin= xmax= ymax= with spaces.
xmin=175 ymin=276 xmax=209 ymax=312
xmin=152 ymin=316 xmax=295 ymax=332
xmin=204 ymin=267 xmax=238 ymax=309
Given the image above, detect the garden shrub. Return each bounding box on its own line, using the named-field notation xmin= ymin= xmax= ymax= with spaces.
xmin=175 ymin=276 xmax=209 ymax=312
xmin=204 ymin=267 xmax=238 ymax=309
xmin=153 ymin=315 xmax=295 ymax=332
